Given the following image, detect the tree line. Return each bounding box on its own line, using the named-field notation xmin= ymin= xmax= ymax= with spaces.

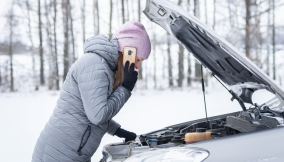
xmin=0 ymin=0 xmax=283 ymax=92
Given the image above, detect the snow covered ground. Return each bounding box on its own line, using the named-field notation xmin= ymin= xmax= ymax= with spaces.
xmin=0 ymin=82 xmax=246 ymax=162
xmin=0 ymin=53 xmax=281 ymax=161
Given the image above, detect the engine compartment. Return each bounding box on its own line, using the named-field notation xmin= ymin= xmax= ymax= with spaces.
xmin=100 ymin=105 xmax=284 ymax=162
xmin=139 ymin=106 xmax=284 ymax=147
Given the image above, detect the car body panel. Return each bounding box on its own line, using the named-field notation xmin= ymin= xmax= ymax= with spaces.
xmin=102 ymin=111 xmax=284 ymax=161
xmin=103 ymin=127 xmax=284 ymax=162
xmin=100 ymin=0 xmax=284 ymax=161
xmin=189 ymin=127 xmax=284 ymax=162
xmin=125 ymin=128 xmax=284 ymax=162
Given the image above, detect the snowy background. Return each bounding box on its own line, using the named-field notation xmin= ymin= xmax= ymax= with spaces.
xmin=1 ymin=0 xmax=284 ymax=161
xmin=0 ymin=76 xmax=279 ymax=161
xmin=1 ymin=84 xmax=244 ymax=161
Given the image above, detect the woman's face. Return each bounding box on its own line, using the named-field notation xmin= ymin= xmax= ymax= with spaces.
xmin=135 ymin=57 xmax=144 ymax=70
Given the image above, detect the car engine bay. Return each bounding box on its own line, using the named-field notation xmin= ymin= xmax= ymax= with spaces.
xmin=100 ymin=104 xmax=284 ymax=162
xmin=139 ymin=104 xmax=284 ymax=147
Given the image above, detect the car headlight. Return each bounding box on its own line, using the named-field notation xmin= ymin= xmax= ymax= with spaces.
xmin=124 ymin=147 xmax=209 ymax=162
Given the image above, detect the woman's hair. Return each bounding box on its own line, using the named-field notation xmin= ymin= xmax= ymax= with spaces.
xmin=113 ymin=52 xmax=124 ymax=90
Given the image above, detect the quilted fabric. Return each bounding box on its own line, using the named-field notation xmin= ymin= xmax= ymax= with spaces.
xmin=32 ymin=35 xmax=131 ymax=162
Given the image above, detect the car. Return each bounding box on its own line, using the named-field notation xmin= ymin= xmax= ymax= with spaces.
xmin=100 ymin=0 xmax=284 ymax=161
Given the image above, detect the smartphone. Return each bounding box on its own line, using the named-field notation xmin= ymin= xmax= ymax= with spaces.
xmin=123 ymin=47 xmax=137 ymax=67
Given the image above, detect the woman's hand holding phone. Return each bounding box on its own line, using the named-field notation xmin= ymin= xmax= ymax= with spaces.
xmin=123 ymin=47 xmax=137 ymax=65
xmin=122 ymin=61 xmax=138 ymax=91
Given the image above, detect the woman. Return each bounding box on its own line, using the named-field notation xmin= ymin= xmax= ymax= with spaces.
xmin=32 ymin=22 xmax=151 ymax=162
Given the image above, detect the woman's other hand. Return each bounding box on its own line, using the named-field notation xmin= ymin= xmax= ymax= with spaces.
xmin=114 ymin=127 xmax=137 ymax=142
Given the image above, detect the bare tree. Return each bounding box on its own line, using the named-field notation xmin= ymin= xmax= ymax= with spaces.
xmin=137 ymin=0 xmax=143 ymax=80
xmin=193 ymin=0 xmax=200 ymax=18
xmin=44 ymin=0 xmax=54 ymax=90
xmin=125 ymin=0 xmax=129 ymax=21
xmin=254 ymin=0 xmax=262 ymax=67
xmin=177 ymin=43 xmax=185 ymax=87
xmin=213 ymin=0 xmax=216 ymax=30
xmin=244 ymin=0 xmax=265 ymax=66
xmin=167 ymin=33 xmax=173 ymax=87
xmin=186 ymin=0 xmax=192 ymax=86
xmin=153 ymin=32 xmax=157 ymax=89
xmin=53 ymin=0 xmax=59 ymax=90
xmin=38 ymin=0 xmax=45 ymax=86
xmin=138 ymin=0 xmax=141 ymax=21
xmin=62 ymin=0 xmax=76 ymax=81
xmin=131 ymin=0 xmax=135 ymax=20
xmin=81 ymin=0 xmax=86 ymax=43
xmin=193 ymin=0 xmax=202 ymax=80
xmin=109 ymin=0 xmax=113 ymax=38
xmin=204 ymin=0 xmax=208 ymax=24
xmin=62 ymin=0 xmax=70 ymax=81
xmin=3 ymin=63 xmax=9 ymax=88
xmin=93 ymin=0 xmax=100 ymax=35
xmin=68 ymin=0 xmax=76 ymax=63
xmin=177 ymin=0 xmax=184 ymax=87
xmin=266 ymin=0 xmax=271 ymax=76
xmin=245 ymin=0 xmax=252 ymax=59
xmin=25 ymin=0 xmax=39 ymax=90
xmin=121 ymin=0 xmax=125 ymax=24
xmin=162 ymin=46 xmax=166 ymax=80
xmin=7 ymin=2 xmax=17 ymax=92
xmin=272 ymin=0 xmax=276 ymax=80
xmin=44 ymin=0 xmax=60 ymax=90
xmin=187 ymin=52 xmax=192 ymax=86
xmin=227 ymin=0 xmax=234 ymax=28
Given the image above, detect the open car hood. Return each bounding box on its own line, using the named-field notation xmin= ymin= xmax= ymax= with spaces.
xmin=144 ymin=0 xmax=284 ymax=104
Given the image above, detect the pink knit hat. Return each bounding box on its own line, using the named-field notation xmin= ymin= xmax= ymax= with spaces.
xmin=115 ymin=22 xmax=151 ymax=60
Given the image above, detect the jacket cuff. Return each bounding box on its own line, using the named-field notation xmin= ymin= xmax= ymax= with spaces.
xmin=117 ymin=86 xmax=131 ymax=97
xmin=107 ymin=120 xmax=121 ymax=135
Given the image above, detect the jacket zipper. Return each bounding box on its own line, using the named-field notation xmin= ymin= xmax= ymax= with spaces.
xmin=77 ymin=125 xmax=91 ymax=156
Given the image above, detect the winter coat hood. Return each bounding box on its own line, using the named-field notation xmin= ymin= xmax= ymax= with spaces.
xmin=84 ymin=35 xmax=120 ymax=71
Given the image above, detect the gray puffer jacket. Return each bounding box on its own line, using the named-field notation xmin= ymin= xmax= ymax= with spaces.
xmin=32 ymin=35 xmax=131 ymax=162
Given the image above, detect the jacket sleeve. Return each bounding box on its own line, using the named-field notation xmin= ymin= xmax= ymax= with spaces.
xmin=107 ymin=120 xmax=121 ymax=135
xmin=77 ymin=69 xmax=131 ymax=127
